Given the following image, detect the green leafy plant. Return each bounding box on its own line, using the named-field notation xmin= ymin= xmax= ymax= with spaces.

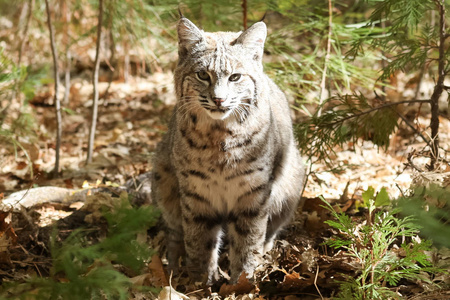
xmin=322 ymin=197 xmax=440 ymax=299
xmin=0 ymin=192 xmax=160 ymax=300
xmin=398 ymin=184 xmax=450 ymax=248
xmin=360 ymin=186 xmax=390 ymax=208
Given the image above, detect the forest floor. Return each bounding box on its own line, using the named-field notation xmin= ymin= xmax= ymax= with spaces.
xmin=1 ymin=72 xmax=450 ymax=299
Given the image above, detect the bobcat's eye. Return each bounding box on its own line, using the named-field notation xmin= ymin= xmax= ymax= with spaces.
xmin=196 ymin=71 xmax=210 ymax=81
xmin=229 ymin=73 xmax=242 ymax=82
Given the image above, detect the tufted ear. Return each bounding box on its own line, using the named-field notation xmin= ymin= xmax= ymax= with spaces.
xmin=235 ymin=22 xmax=267 ymax=61
xmin=177 ymin=17 xmax=204 ymax=56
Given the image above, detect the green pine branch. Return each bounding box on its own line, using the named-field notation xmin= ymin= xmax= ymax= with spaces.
xmin=295 ymin=95 xmax=430 ymax=164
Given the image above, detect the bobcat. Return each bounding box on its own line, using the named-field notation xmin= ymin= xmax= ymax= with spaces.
xmin=151 ymin=17 xmax=306 ymax=284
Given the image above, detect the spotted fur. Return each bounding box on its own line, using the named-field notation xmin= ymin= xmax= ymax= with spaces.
xmin=151 ymin=17 xmax=306 ymax=283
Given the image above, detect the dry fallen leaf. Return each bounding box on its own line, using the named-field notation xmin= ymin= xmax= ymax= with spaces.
xmin=148 ymin=255 xmax=169 ymax=287
xmin=300 ymin=247 xmax=319 ymax=274
xmin=280 ymin=271 xmax=305 ymax=290
xmin=129 ymin=273 xmax=153 ymax=287
xmin=219 ymin=272 xmax=255 ymax=297
xmin=158 ymin=286 xmax=189 ymax=300
xmin=0 ymin=211 xmax=17 ymax=253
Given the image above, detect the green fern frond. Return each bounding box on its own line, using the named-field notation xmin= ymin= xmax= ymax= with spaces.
xmin=322 ymin=194 xmax=442 ymax=300
xmin=1 ymin=192 xmax=160 ymax=299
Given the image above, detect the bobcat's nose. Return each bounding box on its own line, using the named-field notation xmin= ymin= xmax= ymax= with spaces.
xmin=213 ymin=97 xmax=225 ymax=107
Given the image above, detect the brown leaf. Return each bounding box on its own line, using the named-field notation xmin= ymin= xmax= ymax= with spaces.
xmin=158 ymin=286 xmax=189 ymax=300
xmin=283 ymin=296 xmax=303 ymax=300
xmin=64 ymin=178 xmax=74 ymax=189
xmin=0 ymin=212 xmax=17 ymax=249
xmin=16 ymin=161 xmax=28 ymax=170
xmin=280 ymin=271 xmax=306 ymax=290
xmin=305 ymin=211 xmax=323 ymax=233
xmin=219 ymin=272 xmax=255 ymax=297
xmin=302 ymin=197 xmax=326 ymax=213
xmin=147 ymin=255 xmax=169 ymax=287
xmin=300 ymin=247 xmax=319 ymax=273
xmin=340 ymin=198 xmax=355 ymax=212
xmin=129 ymin=273 xmax=153 ymax=287
xmin=0 ymin=211 xmax=17 ymax=264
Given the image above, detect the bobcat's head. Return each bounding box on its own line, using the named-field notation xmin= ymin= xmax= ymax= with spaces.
xmin=175 ymin=17 xmax=267 ymax=121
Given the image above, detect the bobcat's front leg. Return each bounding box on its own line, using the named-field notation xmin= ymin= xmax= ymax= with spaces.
xmin=228 ymin=209 xmax=269 ymax=283
xmin=181 ymin=196 xmax=222 ymax=284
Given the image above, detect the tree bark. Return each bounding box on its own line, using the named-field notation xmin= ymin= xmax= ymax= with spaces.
xmin=86 ymin=0 xmax=104 ymax=164
xmin=123 ymin=40 xmax=130 ymax=83
xmin=242 ymin=0 xmax=247 ymax=30
xmin=317 ymin=0 xmax=333 ymax=117
xmin=103 ymin=29 xmax=115 ymax=100
xmin=63 ymin=0 xmax=71 ymax=104
xmin=44 ymin=0 xmax=62 ymax=177
xmin=429 ymin=0 xmax=447 ymax=170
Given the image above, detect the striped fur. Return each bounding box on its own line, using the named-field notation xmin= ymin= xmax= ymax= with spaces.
xmin=151 ymin=17 xmax=306 ymax=284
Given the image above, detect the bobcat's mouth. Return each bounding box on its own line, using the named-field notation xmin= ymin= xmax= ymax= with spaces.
xmin=203 ymin=106 xmax=233 ymax=120
xmin=207 ymin=107 xmax=229 ymax=113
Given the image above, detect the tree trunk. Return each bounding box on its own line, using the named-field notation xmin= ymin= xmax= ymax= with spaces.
xmin=124 ymin=40 xmax=130 ymax=83
xmin=429 ymin=0 xmax=447 ymax=170
xmin=317 ymin=0 xmax=333 ymax=117
xmin=44 ymin=0 xmax=62 ymax=177
xmin=242 ymin=0 xmax=247 ymax=30
xmin=63 ymin=0 xmax=71 ymax=104
xmin=86 ymin=0 xmax=104 ymax=164
xmin=103 ymin=29 xmax=116 ymax=100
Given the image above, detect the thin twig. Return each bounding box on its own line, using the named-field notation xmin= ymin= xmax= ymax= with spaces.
xmin=314 ymin=262 xmax=324 ymax=300
xmin=317 ymin=0 xmax=333 ymax=116
xmin=321 ymin=99 xmax=431 ymax=127
xmin=169 ymin=270 xmax=173 ymax=298
xmin=414 ymin=67 xmax=426 ymax=101
xmin=103 ymin=28 xmax=115 ymax=100
xmin=302 ymin=160 xmax=313 ymax=200
xmin=44 ymin=0 xmax=62 ymax=176
xmin=395 ymin=183 xmax=406 ymax=198
xmin=429 ymin=0 xmax=448 ymax=169
xmin=10 ymin=175 xmax=37 ymax=208
xmin=63 ymin=1 xmax=71 ymax=105
xmin=185 ymin=289 xmax=205 ymax=296
xmin=86 ymin=0 xmax=104 ymax=164
xmin=123 ymin=40 xmax=130 ymax=83
xmin=394 ymin=110 xmax=431 ymax=148
xmin=34 ymin=263 xmax=43 ymax=278
xmin=407 ymin=150 xmax=425 ymax=173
